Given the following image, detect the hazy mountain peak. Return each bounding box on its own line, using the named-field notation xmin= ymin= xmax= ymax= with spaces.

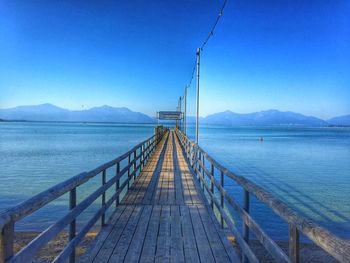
xmin=203 ymin=109 xmax=328 ymax=126
xmin=328 ymin=114 xmax=350 ymax=126
xmin=0 ymin=104 xmax=349 ymax=126
xmin=0 ymin=104 xmax=153 ymax=123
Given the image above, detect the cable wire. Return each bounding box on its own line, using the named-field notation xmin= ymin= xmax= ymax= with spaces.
xmin=184 ymin=0 xmax=228 ymax=91
xmin=200 ymin=0 xmax=228 ymax=51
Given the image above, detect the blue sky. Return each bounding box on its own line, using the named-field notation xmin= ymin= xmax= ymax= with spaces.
xmin=0 ymin=0 xmax=349 ymax=119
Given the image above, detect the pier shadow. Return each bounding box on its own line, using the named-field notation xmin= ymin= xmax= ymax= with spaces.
xmin=142 ymin=133 xmax=170 ymax=203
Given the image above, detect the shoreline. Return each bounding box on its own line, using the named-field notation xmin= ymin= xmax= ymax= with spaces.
xmin=14 ymin=231 xmax=337 ymax=263
xmin=14 ymin=231 xmax=97 ymax=263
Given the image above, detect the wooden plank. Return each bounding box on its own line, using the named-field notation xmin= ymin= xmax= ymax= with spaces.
xmin=92 ymin=205 xmax=135 ymax=263
xmin=13 ymin=172 xmax=126 ymax=262
xmin=154 ymin=167 xmax=164 ymax=205
xmin=139 ymin=205 xmax=162 ymax=263
xmin=0 ymin=135 xmax=158 ymax=230
xmin=79 ymin=206 xmax=127 ymax=263
xmin=123 ymin=131 xmax=167 ymax=205
xmin=155 ymin=205 xmax=171 ymax=263
xmin=133 ymin=171 xmax=153 ymax=204
xmin=188 ymin=205 xmax=215 ymax=263
xmin=142 ymin=134 xmax=169 ymax=204
xmin=174 ymin=134 xmax=202 ymax=205
xmin=122 ymin=167 xmax=149 ymax=205
xmin=173 ymin=133 xmax=192 ymax=205
xmin=204 ymin=204 xmax=241 ymax=263
xmin=135 ymin=142 xmax=162 ymax=204
xmin=172 ymin=135 xmax=184 ymax=205
xmin=167 ymin=162 xmax=175 ymax=205
xmin=180 ymin=167 xmax=193 ymax=205
xmin=177 ymin=127 xmax=350 ymax=263
xmin=159 ymin=134 xmax=172 ymax=205
xmin=179 ymin=206 xmax=200 ymax=263
xmin=123 ymin=205 xmax=153 ymax=263
xmin=196 ymin=205 xmax=232 ymax=263
xmin=108 ymin=206 xmax=143 ymax=262
xmin=170 ymin=205 xmax=185 ymax=263
xmin=188 ymin=157 xmax=240 ymax=263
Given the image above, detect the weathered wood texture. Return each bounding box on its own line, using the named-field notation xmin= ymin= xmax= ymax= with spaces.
xmin=0 ymin=131 xmax=165 ymax=263
xmin=80 ymin=131 xmax=239 ymax=263
xmin=3 ymin=127 xmax=348 ymax=263
xmin=175 ymin=128 xmax=350 ymax=263
xmin=120 ymin=132 xmax=203 ymax=206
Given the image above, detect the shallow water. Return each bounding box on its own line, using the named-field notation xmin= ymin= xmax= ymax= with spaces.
xmin=0 ymin=122 xmax=349 ymax=241
xmin=187 ymin=125 xmax=350 ymax=240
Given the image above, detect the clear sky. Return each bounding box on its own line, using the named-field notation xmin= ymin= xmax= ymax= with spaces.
xmin=0 ymin=0 xmax=349 ymax=119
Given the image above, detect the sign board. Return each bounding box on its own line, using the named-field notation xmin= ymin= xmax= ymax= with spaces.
xmin=158 ymin=111 xmax=183 ymax=120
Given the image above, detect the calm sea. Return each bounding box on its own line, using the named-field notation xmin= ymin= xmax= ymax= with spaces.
xmin=0 ymin=122 xmax=349 ymax=241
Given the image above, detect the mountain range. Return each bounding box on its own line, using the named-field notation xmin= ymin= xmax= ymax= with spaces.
xmin=0 ymin=104 xmax=349 ymax=127
xmin=0 ymin=104 xmax=153 ymax=123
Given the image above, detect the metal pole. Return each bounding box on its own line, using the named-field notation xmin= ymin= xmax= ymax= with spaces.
xmin=179 ymin=96 xmax=182 ymax=131
xmin=184 ymin=86 xmax=187 ymax=135
xmin=176 ymin=100 xmax=178 ymax=129
xmin=195 ymin=48 xmax=200 ymax=145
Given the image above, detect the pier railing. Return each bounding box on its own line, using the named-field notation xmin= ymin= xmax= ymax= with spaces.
xmin=0 ymin=129 xmax=166 ymax=263
xmin=175 ymin=128 xmax=350 ymax=263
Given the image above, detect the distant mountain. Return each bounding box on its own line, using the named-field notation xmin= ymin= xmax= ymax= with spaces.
xmin=1 ymin=104 xmax=348 ymax=126
xmin=0 ymin=104 xmax=154 ymax=123
xmin=327 ymin=114 xmax=350 ymax=126
xmin=202 ymin=110 xmax=328 ymax=127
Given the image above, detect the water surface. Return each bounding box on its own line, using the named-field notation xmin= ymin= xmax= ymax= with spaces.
xmin=0 ymin=122 xmax=349 ymax=241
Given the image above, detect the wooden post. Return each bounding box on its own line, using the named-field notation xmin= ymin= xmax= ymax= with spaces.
xmin=210 ymin=163 xmax=214 ymax=210
xmin=69 ymin=188 xmax=76 ymax=263
xmin=186 ymin=141 xmax=188 ymax=159
xmin=242 ymin=189 xmax=250 ymax=263
xmin=101 ymin=170 xmax=106 ymax=226
xmin=0 ymin=221 xmax=14 ymax=263
xmin=201 ymin=155 xmax=205 ymax=190
xmin=190 ymin=146 xmax=193 ymax=168
xmin=133 ymin=150 xmax=137 ymax=180
xmin=144 ymin=141 xmax=148 ymax=162
xmin=289 ymin=224 xmax=300 ymax=263
xmin=116 ymin=162 xmax=120 ymax=207
xmin=198 ymin=151 xmax=202 ymax=182
xmin=193 ymin=147 xmax=197 ymax=175
xmin=154 ymin=127 xmax=157 ymax=147
xmin=141 ymin=144 xmax=144 ymax=171
xmin=127 ymin=154 xmax=131 ymax=190
xmin=220 ymin=171 xmax=224 ymax=228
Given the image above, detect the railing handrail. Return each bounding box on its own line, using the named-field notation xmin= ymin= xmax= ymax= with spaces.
xmin=175 ymin=128 xmax=350 ymax=263
xmin=0 ymin=134 xmax=156 ymax=230
xmin=0 ymin=127 xmax=168 ymax=263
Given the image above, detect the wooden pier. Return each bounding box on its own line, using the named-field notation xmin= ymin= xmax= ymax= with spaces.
xmin=80 ymin=131 xmax=239 ymax=263
xmin=1 ymin=128 xmax=349 ymax=263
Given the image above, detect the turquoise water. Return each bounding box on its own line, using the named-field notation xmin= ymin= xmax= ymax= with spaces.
xmin=0 ymin=122 xmax=349 ymax=241
xmin=187 ymin=125 xmax=350 ymax=241
xmin=0 ymin=122 xmax=154 ymax=230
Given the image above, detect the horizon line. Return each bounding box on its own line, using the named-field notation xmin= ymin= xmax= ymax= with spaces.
xmin=0 ymin=102 xmax=348 ymax=120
